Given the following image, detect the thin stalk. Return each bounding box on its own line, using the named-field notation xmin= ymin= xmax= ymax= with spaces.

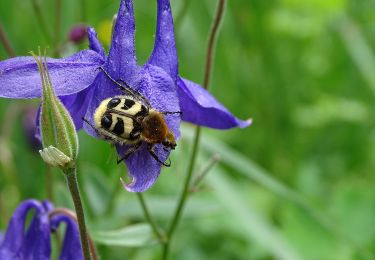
xmin=54 ymin=0 xmax=62 ymax=55
xmin=80 ymin=0 xmax=87 ymax=22
xmin=30 ymin=0 xmax=52 ymax=43
xmin=45 ymin=165 xmax=54 ymax=201
xmin=136 ymin=193 xmax=166 ymax=243
xmin=0 ymin=23 xmax=16 ymax=57
xmin=64 ymin=168 xmax=91 ymax=260
xmin=163 ymin=126 xmax=201 ymax=260
xmin=191 ymin=154 xmax=220 ymax=191
xmin=163 ymin=1 xmax=226 ymax=259
xmin=203 ymin=0 xmax=226 ymax=90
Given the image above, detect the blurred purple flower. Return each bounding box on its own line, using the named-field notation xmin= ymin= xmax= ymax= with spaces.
xmin=0 ymin=199 xmax=82 ymax=260
xmin=68 ymin=25 xmax=88 ymax=44
xmin=0 ymin=0 xmax=250 ymax=192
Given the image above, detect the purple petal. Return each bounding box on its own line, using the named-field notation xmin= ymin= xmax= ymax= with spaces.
xmin=118 ymin=143 xmax=169 ymax=192
xmin=138 ymin=65 xmax=181 ymax=137
xmin=0 ymin=200 xmax=50 ymax=259
xmin=88 ymin=27 xmax=106 ymax=59
xmin=60 ymin=86 xmax=94 ymax=131
xmin=177 ymin=77 xmax=252 ymax=129
xmin=147 ymin=0 xmax=178 ymax=81
xmin=50 ymin=215 xmax=83 ymax=260
xmin=106 ymin=0 xmax=137 ymax=80
xmin=0 ymin=50 xmax=104 ymax=98
xmin=21 ymin=202 xmax=52 ymax=260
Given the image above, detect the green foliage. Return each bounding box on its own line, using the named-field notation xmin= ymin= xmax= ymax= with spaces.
xmin=1 ymin=0 xmax=375 ymax=259
xmin=92 ymin=224 xmax=157 ymax=247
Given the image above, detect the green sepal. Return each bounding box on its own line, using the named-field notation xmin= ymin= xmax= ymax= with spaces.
xmin=32 ymin=51 xmax=79 ymax=166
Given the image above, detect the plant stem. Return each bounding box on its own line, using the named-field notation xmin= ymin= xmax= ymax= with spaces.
xmin=54 ymin=0 xmax=62 ymax=56
xmin=0 ymin=23 xmax=16 ymax=57
xmin=191 ymin=153 xmax=220 ymax=191
xmin=203 ymin=0 xmax=226 ymax=90
xmin=30 ymin=0 xmax=52 ymax=43
xmin=64 ymin=168 xmax=91 ymax=260
xmin=45 ymin=165 xmax=54 ymax=201
xmin=163 ymin=1 xmax=226 ymax=259
xmin=80 ymin=0 xmax=87 ymax=22
xmin=163 ymin=126 xmax=201 ymax=260
xmin=136 ymin=193 xmax=165 ymax=243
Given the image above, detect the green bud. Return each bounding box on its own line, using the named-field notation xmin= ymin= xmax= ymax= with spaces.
xmin=32 ymin=50 xmax=78 ymax=170
xmin=39 ymin=146 xmax=74 ymax=168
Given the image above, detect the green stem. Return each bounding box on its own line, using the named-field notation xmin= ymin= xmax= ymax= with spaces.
xmin=54 ymin=0 xmax=62 ymax=55
xmin=45 ymin=165 xmax=54 ymax=201
xmin=163 ymin=1 xmax=226 ymax=259
xmin=30 ymin=0 xmax=52 ymax=43
xmin=136 ymin=193 xmax=165 ymax=243
xmin=80 ymin=0 xmax=87 ymax=22
xmin=203 ymin=0 xmax=226 ymax=90
xmin=64 ymin=168 xmax=91 ymax=260
xmin=191 ymin=153 xmax=220 ymax=191
xmin=163 ymin=126 xmax=202 ymax=260
xmin=0 ymin=23 xmax=16 ymax=57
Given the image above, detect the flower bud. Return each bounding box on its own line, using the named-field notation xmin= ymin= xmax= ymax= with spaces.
xmin=39 ymin=146 xmax=74 ymax=169
xmin=32 ymin=51 xmax=79 ymax=170
xmin=68 ymin=25 xmax=87 ymax=44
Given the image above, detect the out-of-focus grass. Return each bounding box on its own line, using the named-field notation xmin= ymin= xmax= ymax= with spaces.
xmin=1 ymin=0 xmax=375 ymax=259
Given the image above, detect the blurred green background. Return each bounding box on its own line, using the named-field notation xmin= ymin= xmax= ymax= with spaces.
xmin=1 ymin=0 xmax=375 ymax=259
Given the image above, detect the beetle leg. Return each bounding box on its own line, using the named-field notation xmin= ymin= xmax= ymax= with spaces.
xmin=117 ymin=142 xmax=142 ymax=164
xmin=148 ymin=144 xmax=171 ymax=167
xmin=160 ymin=111 xmax=182 ymax=116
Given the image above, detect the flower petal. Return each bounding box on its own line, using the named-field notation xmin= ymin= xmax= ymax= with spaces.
xmin=177 ymin=77 xmax=252 ymax=129
xmin=106 ymin=0 xmax=137 ymax=80
xmin=147 ymin=0 xmax=178 ymax=81
xmin=50 ymin=215 xmax=83 ymax=260
xmin=60 ymin=86 xmax=95 ymax=131
xmin=0 ymin=200 xmax=49 ymax=259
xmin=88 ymin=27 xmax=106 ymax=59
xmin=21 ymin=201 xmax=52 ymax=260
xmin=0 ymin=50 xmax=104 ymax=98
xmin=118 ymin=143 xmax=169 ymax=192
xmin=138 ymin=65 xmax=181 ymax=137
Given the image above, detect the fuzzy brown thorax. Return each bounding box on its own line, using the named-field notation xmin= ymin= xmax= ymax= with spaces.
xmin=141 ymin=111 xmax=176 ymax=148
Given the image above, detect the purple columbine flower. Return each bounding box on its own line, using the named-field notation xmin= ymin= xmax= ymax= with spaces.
xmin=0 ymin=0 xmax=251 ymax=192
xmin=0 ymin=199 xmax=83 ymax=260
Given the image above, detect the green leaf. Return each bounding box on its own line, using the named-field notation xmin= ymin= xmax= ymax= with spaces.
xmin=182 ymin=126 xmax=333 ymax=231
xmin=208 ymin=168 xmax=302 ymax=260
xmin=91 ymin=223 xmax=158 ymax=247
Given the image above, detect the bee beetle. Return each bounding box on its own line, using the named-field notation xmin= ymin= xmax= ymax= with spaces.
xmin=83 ymin=67 xmax=181 ymax=167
